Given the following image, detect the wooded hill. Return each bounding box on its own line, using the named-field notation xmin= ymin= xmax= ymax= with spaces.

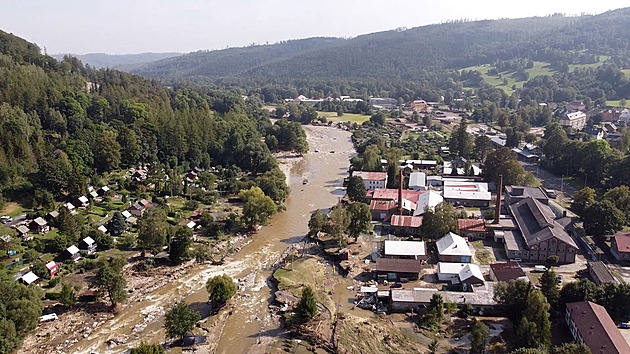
xmin=51 ymin=52 xmax=183 ymax=69
xmin=128 ymin=8 xmax=630 ymax=81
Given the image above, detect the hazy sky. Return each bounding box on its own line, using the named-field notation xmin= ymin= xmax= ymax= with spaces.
xmin=1 ymin=0 xmax=628 ymax=54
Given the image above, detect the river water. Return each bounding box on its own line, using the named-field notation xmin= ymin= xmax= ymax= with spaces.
xmin=70 ymin=125 xmax=354 ymax=353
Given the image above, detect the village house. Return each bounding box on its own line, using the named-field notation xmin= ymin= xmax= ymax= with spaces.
xmin=20 ymin=271 xmax=40 ymax=286
xmin=402 ymin=160 xmax=438 ymax=170
xmin=65 ymin=202 xmax=76 ymax=214
xmin=437 ymin=262 xmax=484 ymax=287
xmin=410 ymin=100 xmax=429 ymax=112
xmin=436 ymin=232 xmax=473 ymax=263
xmin=389 ymin=215 xmax=423 ymax=236
xmin=610 ymin=231 xmax=630 ymax=262
xmin=187 ymin=220 xmax=197 ymax=229
xmin=97 ymin=186 xmax=110 ymax=196
xmin=79 ymin=237 xmax=97 ymax=254
xmin=46 ymin=210 xmax=59 ymax=221
xmin=390 ymin=287 xmax=500 ymax=314
xmin=121 ymin=210 xmax=132 ymax=219
xmin=383 ymin=240 xmax=427 ymax=261
xmin=352 ymin=171 xmax=388 ymax=190
xmin=16 ymin=225 xmax=30 ymax=240
xmin=29 ymin=217 xmax=49 ymax=234
xmin=374 ymin=258 xmax=422 ymax=282
xmin=565 ymin=100 xmax=586 ymax=112
xmin=77 ymin=195 xmax=89 ymax=208
xmin=565 ymin=301 xmax=630 ymax=354
xmin=457 ymin=219 xmax=487 ymax=239
xmin=560 ymin=111 xmax=587 ymax=131
xmin=97 ymin=225 xmax=108 ymax=234
xmin=587 ymin=261 xmax=618 ymax=286
xmin=46 ymin=261 xmax=58 ymax=278
xmin=131 ymin=168 xmax=148 ymax=183
xmin=65 ymin=245 xmax=81 ymax=262
xmin=488 ymin=262 xmax=527 ymax=282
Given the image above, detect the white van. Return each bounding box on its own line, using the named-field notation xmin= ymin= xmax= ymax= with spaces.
xmin=534 ymin=265 xmax=548 ymax=272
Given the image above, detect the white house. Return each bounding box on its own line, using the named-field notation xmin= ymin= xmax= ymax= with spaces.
xmin=413 ymin=190 xmax=443 ymax=216
xmin=352 ymin=171 xmax=388 ymax=190
xmin=437 ymin=262 xmax=484 ymax=286
xmin=436 ymin=232 xmax=472 ymax=263
xmin=408 ymin=172 xmax=426 ymax=191
xmin=384 ymin=240 xmax=427 ymax=261
xmin=20 ymin=271 xmax=40 ymax=286
xmin=560 ymin=112 xmax=587 ymax=131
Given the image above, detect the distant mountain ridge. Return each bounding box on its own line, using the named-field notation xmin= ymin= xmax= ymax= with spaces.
xmin=51 ymin=52 xmax=183 ymax=69
xmin=126 ymin=8 xmax=630 ymax=81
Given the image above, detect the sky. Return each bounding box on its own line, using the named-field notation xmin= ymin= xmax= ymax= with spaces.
xmin=1 ymin=0 xmax=629 ymax=55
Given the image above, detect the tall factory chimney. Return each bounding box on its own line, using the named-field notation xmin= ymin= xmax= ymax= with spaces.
xmin=398 ymin=170 xmax=404 ymax=215
xmin=494 ymin=174 xmax=503 ymax=224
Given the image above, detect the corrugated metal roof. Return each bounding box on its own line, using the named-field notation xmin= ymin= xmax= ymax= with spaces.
xmin=390 ymin=215 xmax=423 ymax=228
xmin=384 ymin=240 xmax=426 ymax=256
xmin=375 ymin=258 xmax=422 ymax=273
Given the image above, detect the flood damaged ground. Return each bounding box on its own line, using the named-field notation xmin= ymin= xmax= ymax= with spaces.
xmin=19 ymin=125 xmax=355 ymax=354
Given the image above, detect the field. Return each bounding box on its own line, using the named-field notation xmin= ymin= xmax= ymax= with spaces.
xmin=461 ymin=57 xmax=608 ymax=94
xmin=317 ymin=111 xmax=371 ymax=124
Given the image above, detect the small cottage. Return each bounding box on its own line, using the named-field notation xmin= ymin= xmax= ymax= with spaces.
xmin=66 ymin=245 xmax=81 ymax=262
xmin=46 ymin=261 xmax=59 ymax=278
xmin=79 ymin=237 xmax=97 ymax=254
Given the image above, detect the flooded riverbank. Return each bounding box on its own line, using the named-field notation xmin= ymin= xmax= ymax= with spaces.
xmin=35 ymin=125 xmax=355 ymax=353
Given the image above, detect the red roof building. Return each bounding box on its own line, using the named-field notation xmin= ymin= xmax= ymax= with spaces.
xmin=390 ymin=215 xmax=423 ymax=236
xmin=565 ymin=301 xmax=630 ymax=354
xmin=45 ymin=261 xmax=58 ymax=278
xmin=489 ymin=262 xmax=526 ymax=282
xmin=611 ymin=231 xmax=630 ymax=262
xmin=457 ymin=219 xmax=487 ymax=239
xmin=370 ymin=188 xmax=423 ymax=202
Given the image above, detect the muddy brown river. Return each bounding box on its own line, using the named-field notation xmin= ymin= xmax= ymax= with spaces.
xmin=70 ymin=125 xmax=354 ymax=353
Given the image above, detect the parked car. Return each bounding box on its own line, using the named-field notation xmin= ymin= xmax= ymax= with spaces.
xmin=0 ymin=216 xmax=12 ymax=223
xmin=545 ymin=189 xmax=557 ymax=199
xmin=534 ymin=265 xmax=548 ymax=272
xmin=390 ymin=282 xmax=403 ymax=288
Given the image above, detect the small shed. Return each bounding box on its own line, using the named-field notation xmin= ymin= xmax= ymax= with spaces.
xmin=46 ymin=261 xmax=59 ymax=278
xmin=186 ymin=220 xmax=197 ymax=229
xmin=46 ymin=210 xmax=59 ymax=221
xmin=97 ymin=225 xmax=108 ymax=234
xmin=20 ymin=271 xmax=40 ymax=286
xmin=79 ymin=237 xmax=97 ymax=254
xmin=121 ymin=210 xmax=132 ymax=219
xmin=16 ymin=225 xmax=30 ymax=240
xmin=66 ymin=245 xmax=81 ymax=262
xmin=77 ymin=196 xmax=89 ymax=207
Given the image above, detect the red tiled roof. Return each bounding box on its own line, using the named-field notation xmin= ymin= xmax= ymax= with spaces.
xmin=566 ymin=301 xmax=630 ymax=354
xmin=390 ymin=215 xmax=423 ymax=228
xmin=370 ymin=200 xmax=397 ymax=212
xmin=370 ymin=188 xmax=423 ymax=202
xmin=614 ymin=231 xmax=630 ymax=254
xmin=458 ymin=219 xmax=486 ymax=233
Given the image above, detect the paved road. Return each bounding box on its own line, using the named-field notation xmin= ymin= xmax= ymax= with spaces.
xmin=520 ymin=162 xmax=577 ymax=203
xmin=1 ymin=214 xmax=26 ymax=228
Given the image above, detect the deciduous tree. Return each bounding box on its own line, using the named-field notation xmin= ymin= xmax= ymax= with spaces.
xmin=137 ymin=207 xmax=169 ymax=255
xmin=346 ymin=175 xmax=366 ymax=202
xmin=470 ymin=319 xmax=490 ymax=354
xmin=206 ymin=274 xmax=236 ymax=305
xmin=169 ymin=227 xmax=193 ymax=264
xmin=420 ymin=202 xmax=458 ymax=240
xmin=239 ymin=186 xmax=277 ymax=228
xmin=91 ymin=257 xmax=127 ymax=307
xmin=164 ymin=300 xmax=200 ymax=341
xmin=347 ymin=202 xmax=372 ymax=240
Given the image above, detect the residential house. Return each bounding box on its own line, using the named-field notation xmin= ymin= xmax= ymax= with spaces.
xmin=186 ymin=220 xmax=197 ymax=229
xmin=46 ymin=210 xmax=59 ymax=221
xmin=411 ymin=100 xmax=429 ymax=112
xmin=403 ymin=160 xmax=437 ymax=170
xmin=437 ymin=262 xmax=484 ymax=287
xmin=79 ymin=237 xmax=97 ymax=254
xmin=383 ymin=240 xmax=427 ymax=261
xmin=352 ymin=171 xmax=388 ymax=191
xmin=65 ymin=202 xmax=76 ymax=214
xmin=457 ymin=219 xmax=487 ymax=239
xmin=610 ymin=231 xmax=630 ymax=262
xmin=46 ymin=261 xmax=58 ymax=278
xmin=121 ymin=210 xmax=132 ymax=219
xmin=488 ymin=262 xmax=527 ymax=282
xmin=131 ymin=169 xmax=148 ymax=183
xmin=0 ymin=234 xmax=11 ymax=244
xmin=408 ymin=172 xmax=426 ymax=191
xmin=374 ymin=258 xmax=422 ymax=282
xmin=389 ymin=215 xmax=423 ymax=236
xmin=507 ymin=196 xmax=579 ymax=263
xmin=369 ymin=200 xmax=398 ymax=221
xmin=77 ymin=196 xmax=89 ymax=207
xmin=29 ymin=217 xmax=49 ymax=233
xmin=97 ymin=186 xmax=110 ymax=196
xmin=390 ymin=287 xmax=500 ymax=314
xmin=20 ymin=271 xmax=40 ymax=286
xmin=442 ymin=181 xmax=491 ymax=207
xmin=560 ymin=111 xmax=587 ymax=131
xmin=138 ymin=199 xmax=152 ymax=208
xmin=565 ymin=100 xmax=586 ymax=112
xmin=16 ymin=225 xmax=30 ymax=240
xmin=65 ymin=245 xmax=81 ymax=262
xmin=128 ymin=203 xmax=145 ymax=217
xmin=186 ymin=170 xmax=198 ymax=182
xmin=436 ymin=232 xmax=472 ymax=263
xmin=587 ymin=261 xmax=618 ymax=286
xmin=565 ymin=301 xmax=630 ymax=354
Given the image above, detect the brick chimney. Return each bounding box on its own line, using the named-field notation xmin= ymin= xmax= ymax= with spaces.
xmin=398 ymin=169 xmax=403 ymax=215
xmin=494 ymin=174 xmax=503 ymax=224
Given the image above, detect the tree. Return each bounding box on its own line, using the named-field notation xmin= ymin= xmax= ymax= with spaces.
xmin=347 ymin=202 xmax=372 ymax=240
xmin=449 ymin=120 xmax=474 ymax=158
xmin=494 ymin=279 xmax=533 ymax=323
xmin=308 ymin=210 xmax=328 ymax=237
xmin=551 ymin=343 xmax=591 ymax=354
xmin=603 ymin=185 xmax=630 ymax=215
xmin=518 ymin=291 xmax=551 ymax=349
xmin=572 ymin=187 xmax=596 ymax=216
xmin=329 ymin=203 xmax=350 ymax=246
xmin=91 ymin=257 xmax=127 ymax=307
xmin=30 ymin=260 xmax=49 ymax=280
xmin=420 ymin=202 xmax=457 ymax=239
xmin=583 ymin=200 xmax=625 ymax=237
xmin=206 ymin=274 xmax=237 ymax=305
xmin=59 ymin=283 xmax=77 ymax=307
xmin=474 ymin=135 xmax=493 ymax=162
xmin=137 ymin=207 xmax=169 ymax=255
xmin=164 ymin=300 xmax=200 ymax=341
xmin=170 ymin=227 xmax=193 ymax=264
xmin=539 ymin=268 xmax=560 ymax=308
xmin=109 ymin=211 xmax=127 ymax=236
xmin=484 ymin=147 xmax=533 ymax=185
xmin=346 ymin=175 xmax=366 ymax=202
xmin=57 ymin=206 xmax=79 ymax=245
xmin=192 ymin=244 xmax=213 ymax=264
xmin=130 ymin=342 xmax=165 ymax=354
xmin=429 ymin=293 xmax=444 ymax=319
xmin=239 ymin=186 xmax=277 ymax=228
xmin=470 ymin=319 xmax=490 ymax=354
xmin=560 ymin=279 xmax=598 ymax=305
xmin=297 ymin=286 xmax=318 ymax=320
xmin=369 ymin=111 xmax=386 ymax=126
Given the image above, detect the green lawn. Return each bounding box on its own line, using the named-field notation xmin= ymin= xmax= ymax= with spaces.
xmin=318 ymin=111 xmax=370 ymax=124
